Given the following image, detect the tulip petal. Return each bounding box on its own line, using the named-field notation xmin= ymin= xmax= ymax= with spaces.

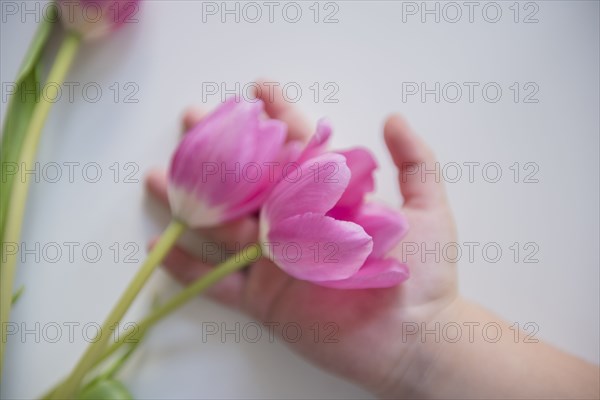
xmin=265 ymin=212 xmax=373 ymax=281
xmin=169 ymin=98 xmax=263 ymax=192
xmin=167 ymin=186 xmax=227 ymax=227
xmin=352 ymin=203 xmax=409 ymax=258
xmin=168 ymin=98 xmax=286 ymax=227
xmin=318 ymin=258 xmax=409 ymax=289
xmin=330 ymin=148 xmax=377 ymax=217
xmin=261 ymin=153 xmax=351 ymax=224
xmin=297 ymin=119 xmax=332 ymax=164
xmin=221 ymin=117 xmax=287 ymax=213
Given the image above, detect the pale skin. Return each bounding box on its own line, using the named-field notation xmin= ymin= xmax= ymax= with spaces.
xmin=146 ymin=82 xmax=600 ymax=399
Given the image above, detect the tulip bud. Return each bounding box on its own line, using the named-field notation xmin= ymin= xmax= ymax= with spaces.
xmin=168 ymin=98 xmax=287 ymax=228
xmin=57 ymin=0 xmax=141 ymax=40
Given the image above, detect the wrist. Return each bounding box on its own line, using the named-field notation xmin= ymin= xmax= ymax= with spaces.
xmin=372 ymin=295 xmax=469 ymax=399
xmin=376 ymin=297 xmax=600 ymax=400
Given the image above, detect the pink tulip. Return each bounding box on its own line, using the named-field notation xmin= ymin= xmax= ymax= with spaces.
xmin=291 ymin=120 xmax=377 ymax=217
xmin=260 ymin=124 xmax=410 ymax=289
xmin=57 ymin=0 xmax=141 ymax=40
xmin=319 ymin=202 xmax=409 ymax=289
xmin=168 ymin=98 xmax=287 ymax=228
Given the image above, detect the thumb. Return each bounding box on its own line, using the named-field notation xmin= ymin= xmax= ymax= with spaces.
xmin=384 ymin=114 xmax=448 ymax=210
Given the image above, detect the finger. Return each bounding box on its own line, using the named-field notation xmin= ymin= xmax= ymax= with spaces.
xmin=384 ymin=114 xmax=447 ymax=210
xmin=252 ymin=80 xmax=312 ymax=142
xmin=201 ymin=217 xmax=258 ymax=250
xmin=145 ymin=169 xmax=259 ymax=250
xmin=146 ymin=168 xmax=169 ymax=207
xmin=243 ymin=257 xmax=293 ymax=321
xmin=157 ymin=242 xmax=246 ymax=308
xmin=182 ymin=106 xmax=206 ymax=133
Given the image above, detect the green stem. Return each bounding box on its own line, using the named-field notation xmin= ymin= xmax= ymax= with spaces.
xmin=0 ymin=32 xmax=81 ymax=378
xmin=42 ymin=242 xmax=259 ymax=400
xmin=51 ymin=219 xmax=186 ymax=399
xmin=82 ymin=328 xmax=146 ymax=393
xmin=96 ymin=243 xmax=261 ymax=368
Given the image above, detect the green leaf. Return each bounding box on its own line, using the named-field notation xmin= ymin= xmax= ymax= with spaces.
xmin=78 ymin=379 xmax=134 ymax=400
xmin=15 ymin=5 xmax=57 ymax=82
xmin=0 ymin=15 xmax=56 ymax=246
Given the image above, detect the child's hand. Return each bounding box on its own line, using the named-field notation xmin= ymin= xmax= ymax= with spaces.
xmin=145 ymin=83 xmax=460 ymax=394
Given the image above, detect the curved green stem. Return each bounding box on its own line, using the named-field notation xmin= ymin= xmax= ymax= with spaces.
xmin=97 ymin=243 xmax=261 ymax=363
xmin=84 ymin=328 xmax=146 ymax=391
xmin=41 ymin=243 xmax=259 ymax=399
xmin=51 ymin=219 xmax=186 ymax=399
xmin=0 ymin=32 xmax=81 ymax=378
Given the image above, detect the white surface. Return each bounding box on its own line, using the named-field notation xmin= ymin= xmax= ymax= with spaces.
xmin=1 ymin=1 xmax=599 ymax=398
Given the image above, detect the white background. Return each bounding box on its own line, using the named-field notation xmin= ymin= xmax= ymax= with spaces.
xmin=1 ymin=1 xmax=599 ymax=398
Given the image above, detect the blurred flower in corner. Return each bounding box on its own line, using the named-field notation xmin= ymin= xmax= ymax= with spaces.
xmin=168 ymin=98 xmax=288 ymax=228
xmin=57 ymin=0 xmax=141 ymax=40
